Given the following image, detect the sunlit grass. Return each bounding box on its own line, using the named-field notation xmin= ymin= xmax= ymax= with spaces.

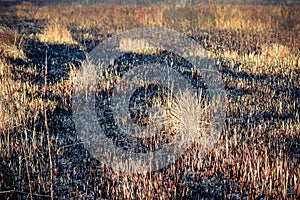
xmin=0 ymin=1 xmax=299 ymax=199
xmin=37 ymin=22 xmax=76 ymax=44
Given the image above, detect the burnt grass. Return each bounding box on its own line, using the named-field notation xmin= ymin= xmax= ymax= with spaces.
xmin=1 ymin=15 xmax=300 ymax=199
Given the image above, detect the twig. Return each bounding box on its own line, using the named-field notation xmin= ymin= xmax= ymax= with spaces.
xmin=56 ymin=142 xmax=84 ymax=155
xmin=0 ymin=190 xmax=15 ymax=194
xmin=44 ymin=50 xmax=54 ymax=200
xmin=22 ymin=128 xmax=33 ymax=200
xmin=0 ymin=189 xmax=59 ymax=198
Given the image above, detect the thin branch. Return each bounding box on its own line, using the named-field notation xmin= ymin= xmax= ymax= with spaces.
xmin=44 ymin=50 xmax=54 ymax=200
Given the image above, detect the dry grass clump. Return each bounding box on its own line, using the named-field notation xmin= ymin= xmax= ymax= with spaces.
xmin=261 ymin=43 xmax=291 ymax=59
xmin=165 ymin=90 xmax=214 ymax=145
xmin=0 ymin=26 xmax=25 ymax=60
xmin=0 ymin=57 xmax=72 ymax=132
xmin=209 ymin=41 xmax=299 ymax=75
xmin=119 ymin=38 xmax=160 ymax=55
xmin=0 ymin=57 xmax=66 ymax=135
xmin=0 ymin=59 xmax=17 ymax=132
xmin=73 ymin=61 xmax=97 ymax=96
xmin=38 ymin=22 xmax=75 ymax=44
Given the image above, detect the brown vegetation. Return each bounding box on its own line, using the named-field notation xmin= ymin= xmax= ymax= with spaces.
xmin=37 ymin=22 xmax=75 ymax=44
xmin=0 ymin=26 xmax=25 ymax=60
xmin=0 ymin=1 xmax=299 ymax=199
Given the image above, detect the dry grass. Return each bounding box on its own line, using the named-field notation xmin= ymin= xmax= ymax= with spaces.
xmin=119 ymin=38 xmax=160 ymax=54
xmin=0 ymin=28 xmax=74 ymax=199
xmin=37 ymin=22 xmax=75 ymax=44
xmin=212 ymin=43 xmax=299 ymax=75
xmin=0 ymin=56 xmax=73 ymax=133
xmin=261 ymin=43 xmax=291 ymax=59
xmin=0 ymin=59 xmax=31 ymax=132
xmin=0 ymin=26 xmax=25 ymax=60
xmin=13 ymin=3 xmax=300 ymax=34
xmin=0 ymin=61 xmax=75 ymax=199
xmin=0 ymin=2 xmax=299 ymax=199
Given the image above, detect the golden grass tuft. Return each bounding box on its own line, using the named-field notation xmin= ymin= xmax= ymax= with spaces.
xmin=0 ymin=26 xmax=25 ymax=60
xmin=119 ymin=38 xmax=160 ymax=54
xmin=0 ymin=59 xmax=32 ymax=132
xmin=38 ymin=22 xmax=75 ymax=44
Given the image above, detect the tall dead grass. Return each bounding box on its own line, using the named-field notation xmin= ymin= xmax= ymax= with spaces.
xmin=13 ymin=3 xmax=300 ymax=33
xmin=0 ymin=26 xmax=25 ymax=60
xmin=0 ymin=27 xmax=75 ymax=199
xmin=37 ymin=22 xmax=75 ymax=44
xmin=1 ymin=2 xmax=299 ymax=199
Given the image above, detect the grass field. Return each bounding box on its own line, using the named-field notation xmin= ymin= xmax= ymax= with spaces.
xmin=0 ymin=1 xmax=299 ymax=199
